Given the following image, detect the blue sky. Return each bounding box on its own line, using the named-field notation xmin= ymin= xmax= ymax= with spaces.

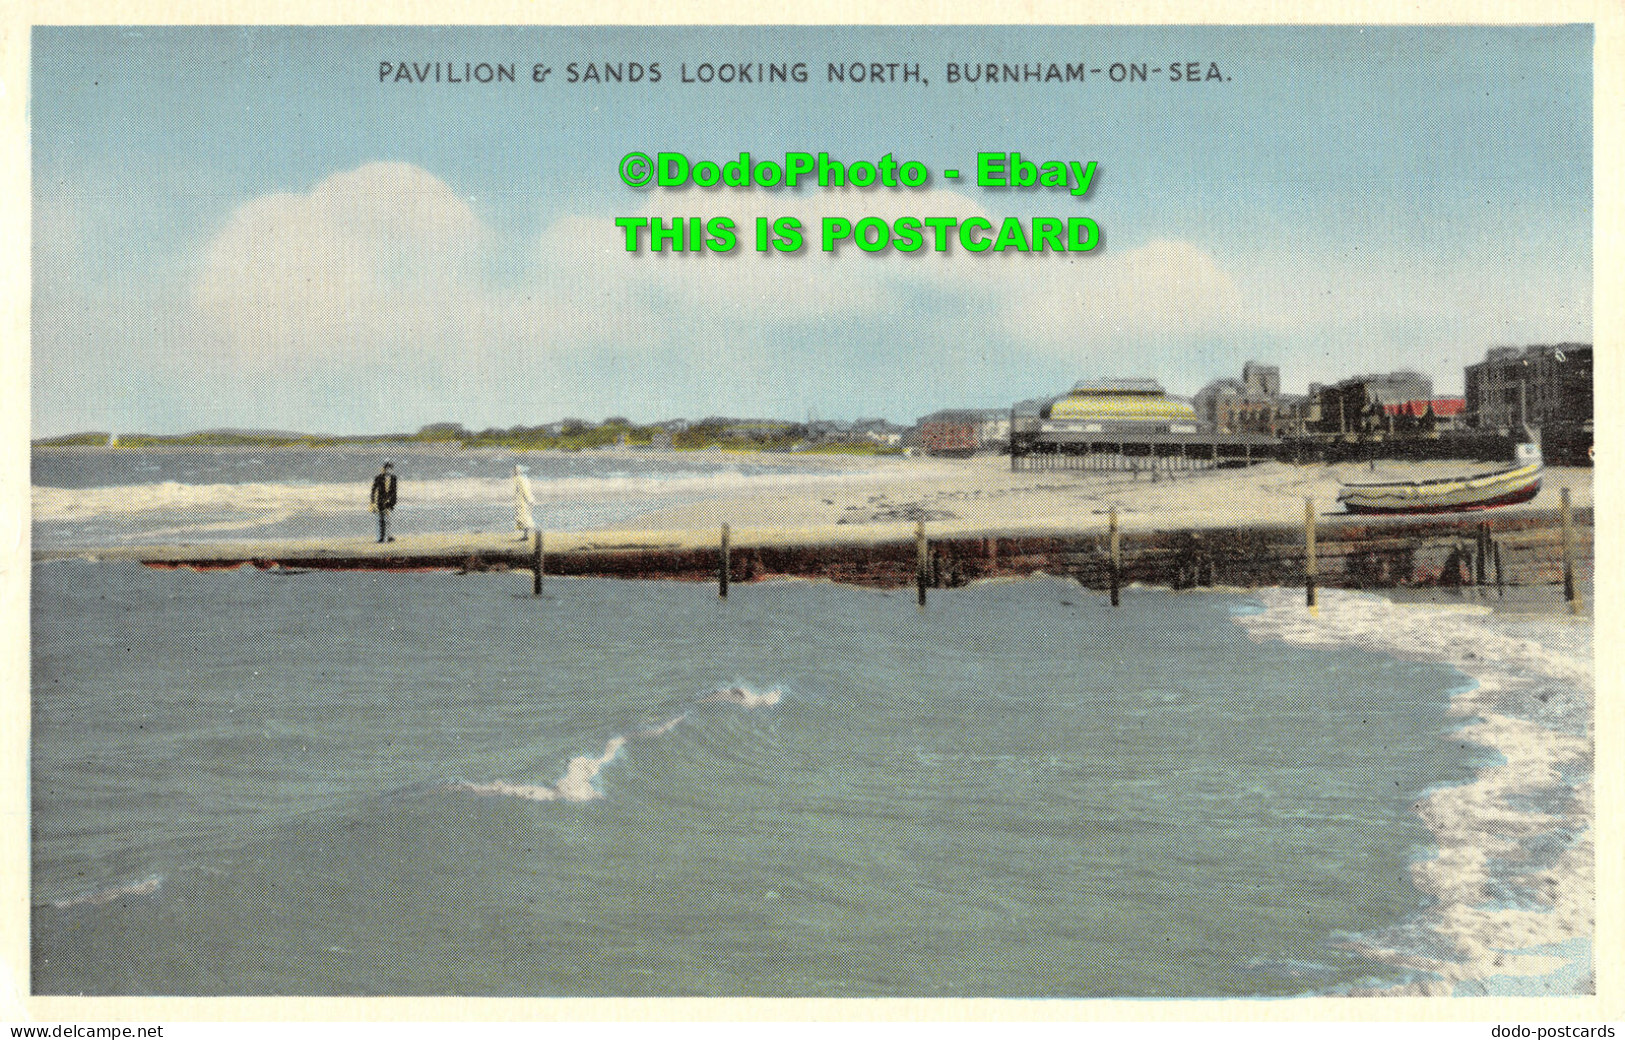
xmin=31 ymin=25 xmax=1592 ymax=436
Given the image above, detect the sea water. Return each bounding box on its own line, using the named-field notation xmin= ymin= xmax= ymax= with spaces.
xmin=33 ymin=561 xmax=1589 ymax=998
xmin=31 ymin=446 xmax=896 ymax=550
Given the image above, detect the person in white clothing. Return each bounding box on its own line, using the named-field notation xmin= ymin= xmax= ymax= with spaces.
xmin=513 ymin=464 xmax=537 ymax=540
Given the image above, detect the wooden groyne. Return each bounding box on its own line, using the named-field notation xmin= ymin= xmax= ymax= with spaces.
xmin=135 ymin=507 xmax=1593 ymax=597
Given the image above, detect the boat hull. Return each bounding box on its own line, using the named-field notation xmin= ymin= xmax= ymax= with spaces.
xmin=1337 ymin=463 xmax=1543 ymax=515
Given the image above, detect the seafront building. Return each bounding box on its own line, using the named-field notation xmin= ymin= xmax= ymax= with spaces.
xmin=1191 ymin=376 xmax=1264 ymax=432
xmin=1009 ymin=378 xmax=1276 ymax=471
xmin=916 ymin=408 xmax=1013 ymax=456
xmin=1309 ymin=371 xmax=1434 ymax=436
xmin=1380 ymin=398 xmax=1467 ymax=432
xmin=1241 ymin=360 xmax=1280 ymax=397
xmin=1462 ymin=343 xmax=1593 ymax=464
xmin=1189 ymin=361 xmax=1314 ymax=436
xmin=1464 ymin=344 xmax=1593 ymax=432
xmin=1193 ymin=361 xmax=1281 ymax=435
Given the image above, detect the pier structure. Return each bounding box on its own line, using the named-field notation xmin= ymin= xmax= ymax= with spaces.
xmin=1009 ymin=377 xmax=1280 ymax=472
xmin=1010 ymin=430 xmax=1281 ymax=471
xmin=126 ymin=508 xmax=1592 ymax=606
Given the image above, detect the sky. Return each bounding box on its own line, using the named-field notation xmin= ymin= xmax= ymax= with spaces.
xmin=30 ymin=25 xmax=1593 ymax=437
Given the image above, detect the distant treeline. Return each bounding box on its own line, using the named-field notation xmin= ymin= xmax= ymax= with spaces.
xmin=34 ymin=421 xmax=903 ymax=455
xmin=448 ymin=420 xmax=898 ymax=454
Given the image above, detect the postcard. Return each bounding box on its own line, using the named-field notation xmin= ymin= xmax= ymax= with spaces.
xmin=4 ymin=8 xmax=1616 ymax=1031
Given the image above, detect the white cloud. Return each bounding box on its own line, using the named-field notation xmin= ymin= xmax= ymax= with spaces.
xmin=1000 ymin=239 xmax=1250 ymax=348
xmin=194 ymin=162 xmax=490 ymax=366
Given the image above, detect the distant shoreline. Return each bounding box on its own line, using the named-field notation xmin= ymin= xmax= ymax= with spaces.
xmin=30 ymin=440 xmax=912 ymax=461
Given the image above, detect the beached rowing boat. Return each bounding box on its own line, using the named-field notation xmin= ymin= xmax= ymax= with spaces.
xmin=1337 ymin=444 xmax=1543 ymax=514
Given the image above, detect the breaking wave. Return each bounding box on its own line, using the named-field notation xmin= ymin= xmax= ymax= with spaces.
xmin=452 ymin=737 xmax=628 ymax=803
xmin=51 ymin=874 xmax=164 ymax=910
xmin=1233 ymin=589 xmax=1593 ymax=996
xmin=451 ymin=683 xmax=783 ymax=803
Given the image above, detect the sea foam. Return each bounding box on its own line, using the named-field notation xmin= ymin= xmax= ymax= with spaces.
xmin=701 ymin=684 xmax=782 ymax=707
xmin=453 ymin=737 xmax=626 ymax=803
xmin=450 ymin=681 xmax=783 ymax=804
xmin=1233 ymin=589 xmax=1593 ymax=996
xmin=51 ymin=874 xmax=164 ymax=910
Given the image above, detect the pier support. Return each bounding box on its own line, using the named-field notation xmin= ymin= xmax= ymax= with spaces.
xmin=1561 ymin=487 xmax=1579 ymax=613
xmin=532 ymin=530 xmax=544 ymax=596
xmin=1304 ymin=497 xmax=1318 ymax=609
xmin=719 ymin=523 xmax=731 ymax=598
xmin=1109 ymin=508 xmax=1121 ymax=608
xmin=1475 ymin=521 xmax=1489 ymax=586
xmin=916 ymin=519 xmax=928 ymax=607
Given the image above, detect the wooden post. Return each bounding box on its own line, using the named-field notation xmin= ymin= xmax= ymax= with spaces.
xmin=1475 ymin=522 xmax=1489 ymax=586
xmin=531 ymin=530 xmax=543 ymax=596
xmin=719 ymin=523 xmax=730 ymax=598
xmin=1560 ymin=487 xmax=1579 ymax=613
xmin=1304 ymin=497 xmax=1318 ymax=609
xmin=915 ymin=519 xmax=929 ymax=607
xmin=1109 ymin=508 xmax=1121 ymax=608
xmin=1494 ymin=539 xmax=1504 ymax=597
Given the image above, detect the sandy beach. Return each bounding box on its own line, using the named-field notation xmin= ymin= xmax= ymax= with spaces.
xmin=44 ymin=452 xmax=1595 ymax=562
xmin=603 ymin=453 xmax=1594 ymax=539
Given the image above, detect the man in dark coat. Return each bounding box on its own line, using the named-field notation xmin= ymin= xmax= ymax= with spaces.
xmin=369 ymin=462 xmax=398 ymax=542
